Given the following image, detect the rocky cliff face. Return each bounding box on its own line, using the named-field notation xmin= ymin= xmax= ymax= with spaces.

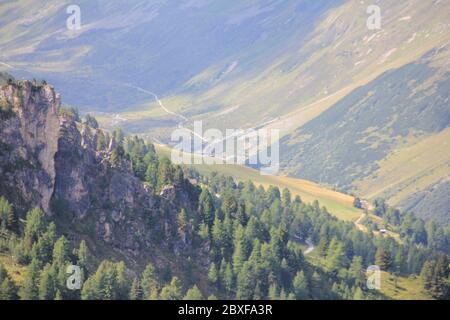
xmin=0 ymin=81 xmax=60 ymax=213
xmin=0 ymin=81 xmax=201 ymax=270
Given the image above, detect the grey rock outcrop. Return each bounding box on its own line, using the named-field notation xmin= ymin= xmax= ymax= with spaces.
xmin=0 ymin=81 xmax=201 ymax=270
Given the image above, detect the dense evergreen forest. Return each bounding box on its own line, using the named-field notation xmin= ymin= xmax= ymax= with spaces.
xmin=0 ymin=123 xmax=449 ymax=300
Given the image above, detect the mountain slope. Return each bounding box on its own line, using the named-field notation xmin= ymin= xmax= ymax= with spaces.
xmin=0 ymin=79 xmax=202 ymax=275
xmin=155 ymin=144 xmax=362 ymax=221
xmin=1 ymin=0 xmax=449 ymax=224
xmin=96 ymin=0 xmax=450 ymax=140
xmin=1 ymin=78 xmax=449 ymax=300
xmin=0 ymin=0 xmax=339 ymax=111
xmin=280 ymin=49 xmax=450 ymax=224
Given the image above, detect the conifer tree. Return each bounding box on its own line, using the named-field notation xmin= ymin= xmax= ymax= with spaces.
xmin=129 ymin=278 xmax=142 ymax=300
xmin=141 ymin=263 xmax=159 ymax=299
xmin=183 ymin=285 xmax=203 ymax=300
xmin=52 ymin=236 xmax=71 ymax=267
xmin=77 ymin=240 xmax=88 ymax=268
xmin=38 ymin=264 xmax=57 ymax=300
xmin=0 ymin=277 xmax=19 ymax=300
xmin=236 ymin=262 xmax=254 ymax=300
xmin=222 ymin=262 xmax=234 ymax=296
xmin=375 ymin=246 xmax=392 ymax=271
xmin=23 ymin=208 xmax=47 ymax=250
xmin=31 ymin=222 xmax=57 ymax=266
xmin=349 ymin=256 xmax=365 ymax=288
xmin=20 ymin=258 xmax=40 ymax=300
xmin=159 ymin=277 xmax=182 ymax=300
xmin=0 ymin=197 xmax=14 ymax=230
xmin=208 ymin=264 xmax=218 ymax=286
xmin=293 ymin=270 xmax=309 ymax=299
xmin=198 ymin=189 xmax=215 ymax=227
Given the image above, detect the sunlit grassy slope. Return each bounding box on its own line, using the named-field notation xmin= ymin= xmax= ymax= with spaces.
xmin=306 ymin=254 xmax=431 ymax=300
xmin=156 ymin=144 xmax=362 ymax=221
xmin=356 ymin=127 xmax=450 ymax=206
xmin=107 ymin=0 xmax=450 ymax=138
xmin=378 ymin=271 xmax=432 ymax=300
xmin=0 ymin=253 xmax=26 ymax=285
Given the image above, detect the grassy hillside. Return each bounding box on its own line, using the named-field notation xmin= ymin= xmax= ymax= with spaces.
xmin=305 ymin=253 xmax=431 ymax=300
xmin=356 ymin=127 xmax=450 ymax=224
xmin=378 ymin=272 xmax=432 ymax=300
xmin=0 ymin=254 xmax=25 ymax=285
xmin=0 ymin=0 xmax=338 ymax=111
xmin=155 ymin=144 xmax=362 ymax=221
xmin=2 ymin=0 xmax=448 ymax=223
xmin=97 ymin=0 xmax=450 ymax=138
xmin=280 ymin=54 xmax=450 ymax=222
xmin=92 ymin=1 xmax=450 ymax=225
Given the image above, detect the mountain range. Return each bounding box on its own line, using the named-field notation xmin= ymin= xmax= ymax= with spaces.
xmin=1 ymin=78 xmax=448 ymax=300
xmin=0 ymin=0 xmax=449 ymax=224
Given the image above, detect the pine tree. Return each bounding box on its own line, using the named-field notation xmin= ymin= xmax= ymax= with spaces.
xmin=129 ymin=278 xmax=142 ymax=300
xmin=96 ymin=131 xmax=106 ymax=150
xmin=222 ymin=262 xmax=234 ymax=295
xmin=222 ymin=194 xmax=238 ymax=216
xmin=0 ymin=264 xmax=18 ymax=300
xmin=429 ymin=255 xmax=449 ymax=300
xmin=0 ymin=264 xmax=7 ymax=283
xmin=55 ymin=290 xmax=62 ymax=300
xmin=84 ymin=114 xmax=99 ymax=129
xmin=0 ymin=196 xmax=14 ymax=230
xmin=294 ymin=195 xmax=302 ymax=204
xmin=349 ymin=256 xmax=365 ymax=288
xmin=211 ymin=216 xmax=225 ymax=249
xmin=235 ymin=200 xmax=248 ymax=226
xmin=208 ymin=264 xmax=218 ymax=286
xmin=326 ymin=238 xmax=348 ymax=272
xmin=253 ymin=282 xmax=264 ymax=300
xmin=113 ymin=127 xmax=124 ymax=146
xmin=353 ymin=287 xmax=365 ymax=300
xmin=31 ymin=222 xmax=57 ymax=266
xmin=316 ymin=237 xmax=329 ymax=258
xmin=281 ymin=188 xmax=291 ymax=207
xmin=0 ymin=277 xmax=18 ymax=300
xmin=23 ymin=208 xmax=47 ymax=250
xmin=52 ymin=236 xmax=71 ymax=267
xmin=232 ymin=225 xmax=250 ymax=274
xmin=157 ymin=157 xmax=174 ymax=187
xmin=111 ymin=146 xmax=124 ymax=167
xmin=141 ymin=263 xmax=159 ymax=299
xmin=81 ymin=260 xmax=129 ymax=300
xmin=420 ymin=260 xmax=434 ymax=290
xmin=198 ymin=189 xmax=215 ymax=227
xmin=77 ymin=240 xmax=88 ymax=268
xmin=236 ymin=262 xmax=254 ymax=300
xmin=375 ymin=246 xmax=392 ymax=271
xmin=198 ymin=223 xmax=209 ymax=240
xmin=145 ymin=161 xmax=159 ymax=189
xmin=310 ymin=271 xmax=323 ymax=298
xmin=159 ymin=277 xmax=182 ymax=300
xmin=183 ymin=285 xmax=203 ymax=300
xmin=268 ymin=283 xmax=279 ymax=300
xmin=20 ymin=258 xmax=40 ymax=300
xmin=38 ymin=264 xmax=57 ymax=300
xmin=293 ymin=271 xmax=309 ymax=299
xmin=394 ymin=249 xmax=406 ymax=275
xmin=177 ymin=209 xmax=189 ymax=244
xmin=115 ymin=261 xmax=130 ymax=300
